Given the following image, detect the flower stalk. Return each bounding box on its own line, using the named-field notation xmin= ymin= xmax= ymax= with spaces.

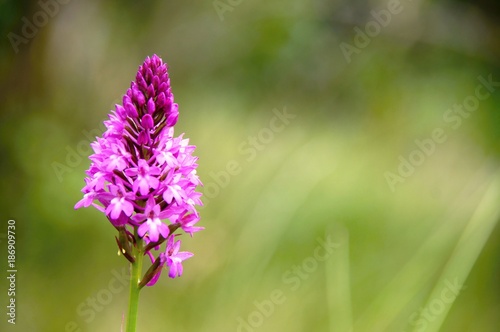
xmin=126 ymin=234 xmax=144 ymax=332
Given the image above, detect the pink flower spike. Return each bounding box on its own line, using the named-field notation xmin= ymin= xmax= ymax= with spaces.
xmin=75 ymin=54 xmax=204 ymax=285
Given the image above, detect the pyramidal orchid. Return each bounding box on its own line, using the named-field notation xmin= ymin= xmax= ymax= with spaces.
xmin=75 ymin=55 xmax=203 ymax=332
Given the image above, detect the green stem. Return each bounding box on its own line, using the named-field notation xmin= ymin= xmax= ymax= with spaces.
xmin=126 ymin=235 xmax=144 ymax=332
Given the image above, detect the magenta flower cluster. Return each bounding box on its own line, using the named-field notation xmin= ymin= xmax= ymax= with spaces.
xmin=75 ymin=55 xmax=203 ymax=284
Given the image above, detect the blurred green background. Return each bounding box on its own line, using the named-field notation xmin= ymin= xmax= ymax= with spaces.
xmin=1 ymin=1 xmax=500 ymax=331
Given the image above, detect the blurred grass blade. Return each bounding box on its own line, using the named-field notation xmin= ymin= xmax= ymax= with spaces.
xmin=325 ymin=225 xmax=353 ymax=332
xmin=411 ymin=168 xmax=500 ymax=332
xmin=352 ymin=163 xmax=495 ymax=332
